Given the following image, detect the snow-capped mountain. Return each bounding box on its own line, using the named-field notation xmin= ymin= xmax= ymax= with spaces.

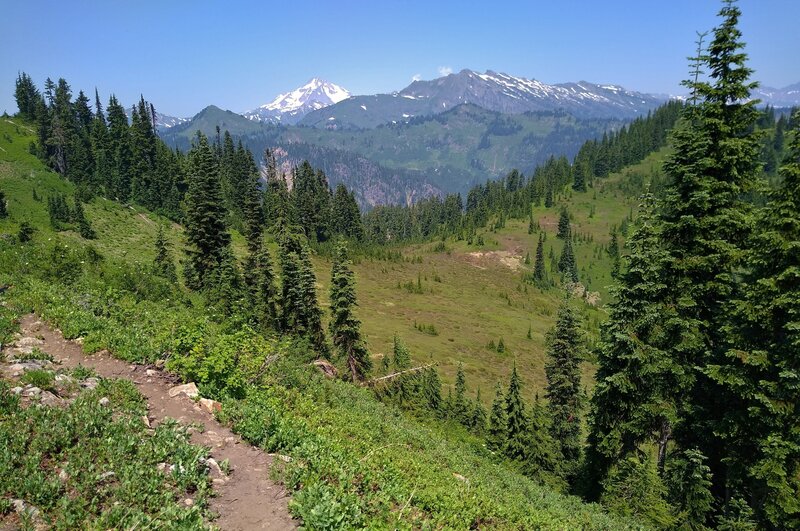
xmin=300 ymin=69 xmax=665 ymax=128
xmin=751 ymin=82 xmax=800 ymax=107
xmin=243 ymin=78 xmax=350 ymax=125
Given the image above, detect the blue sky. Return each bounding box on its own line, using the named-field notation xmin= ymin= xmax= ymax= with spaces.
xmin=1 ymin=0 xmax=798 ymax=117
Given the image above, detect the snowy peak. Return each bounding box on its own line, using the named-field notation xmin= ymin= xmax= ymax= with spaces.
xmin=397 ymin=69 xmax=663 ymax=118
xmin=244 ymin=78 xmax=350 ymax=124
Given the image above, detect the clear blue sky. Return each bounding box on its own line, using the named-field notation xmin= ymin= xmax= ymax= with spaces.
xmin=1 ymin=0 xmax=798 ymax=117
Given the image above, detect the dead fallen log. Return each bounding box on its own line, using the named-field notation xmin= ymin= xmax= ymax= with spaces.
xmin=367 ymin=364 xmax=433 ymax=385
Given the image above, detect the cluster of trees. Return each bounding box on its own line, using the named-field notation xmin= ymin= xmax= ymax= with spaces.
xmin=363 ymin=101 xmax=683 ymax=246
xmin=46 ymin=193 xmax=95 ymax=239
xmin=586 ymin=2 xmax=800 ymax=527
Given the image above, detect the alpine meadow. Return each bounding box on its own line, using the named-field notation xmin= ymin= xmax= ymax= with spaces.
xmin=1 ymin=0 xmax=799 ymax=529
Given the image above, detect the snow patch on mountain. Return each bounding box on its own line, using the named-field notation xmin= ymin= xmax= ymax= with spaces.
xmin=243 ymin=78 xmax=350 ymax=125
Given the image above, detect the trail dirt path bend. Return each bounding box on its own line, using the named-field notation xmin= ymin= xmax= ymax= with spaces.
xmin=17 ymin=314 xmax=296 ymax=531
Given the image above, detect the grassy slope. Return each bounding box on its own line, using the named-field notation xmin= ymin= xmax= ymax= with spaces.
xmin=0 ymin=117 xmax=646 ymax=528
xmin=319 ymin=150 xmax=669 ymax=398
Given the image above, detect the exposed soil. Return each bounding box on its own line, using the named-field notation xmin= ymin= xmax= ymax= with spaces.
xmin=12 ymin=314 xmax=296 ymax=531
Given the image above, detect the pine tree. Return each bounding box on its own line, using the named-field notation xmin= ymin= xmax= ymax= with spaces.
xmin=601 ymin=455 xmax=675 ymax=528
xmin=558 ymin=237 xmax=578 ymax=283
xmin=533 ymin=232 xmax=547 ymax=285
xmin=72 ymin=199 xmax=95 ymax=239
xmin=523 ymin=395 xmax=562 ymax=484
xmin=557 ymin=209 xmax=571 ymax=239
xmin=504 ymin=364 xmax=528 ymax=460
xmin=453 ymin=362 xmax=468 ymax=423
xmin=722 ymin=111 xmax=800 ymax=527
xmin=153 ymin=225 xmax=177 ymax=282
xmin=586 ymin=198 xmax=688 ymax=495
xmin=184 ymin=132 xmax=230 ymax=289
xmin=329 ymin=240 xmax=368 ymax=378
xmin=424 ymin=367 xmax=443 ymax=412
xmin=392 ymin=334 xmax=411 ymax=370
xmin=607 ymin=231 xmax=621 ymax=278
xmin=487 ymin=383 xmax=507 ymax=452
xmin=545 ymin=299 xmax=585 ymax=478
xmin=655 ymin=0 xmax=763 ymax=511
xmin=471 ymin=389 xmax=487 ymax=434
xmin=299 ymin=243 xmax=329 ymax=358
xmin=665 ymin=449 xmax=714 ymax=528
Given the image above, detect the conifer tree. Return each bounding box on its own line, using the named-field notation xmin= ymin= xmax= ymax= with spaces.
xmin=471 ymin=388 xmax=487 ymax=434
xmin=533 ymin=232 xmax=547 ymax=285
xmin=299 ymin=244 xmax=329 ymax=358
xmin=184 ymin=132 xmax=229 ymax=289
xmin=607 ymin=231 xmax=621 ymax=278
xmin=254 ymin=240 xmax=280 ymax=330
xmin=453 ymin=362 xmax=468 ymax=422
xmin=424 ymin=367 xmax=443 ymax=412
xmin=557 ymin=209 xmax=571 ymax=239
xmin=523 ymin=395 xmax=562 ymax=483
xmin=655 ymin=0 xmax=762 ymax=508
xmin=487 ymin=383 xmax=507 ymax=452
xmin=0 ymin=190 xmax=7 ymax=218
xmin=72 ymin=199 xmax=95 ymax=239
xmin=545 ymin=299 xmax=585 ymax=479
xmin=329 ymin=240 xmax=368 ymax=378
xmin=153 ymin=225 xmax=177 ymax=282
xmin=392 ymin=334 xmax=411 ymax=370
xmin=558 ymin=237 xmax=578 ymax=283
xmin=722 ymin=111 xmax=800 ymax=527
xmin=504 ymin=364 xmax=528 ymax=460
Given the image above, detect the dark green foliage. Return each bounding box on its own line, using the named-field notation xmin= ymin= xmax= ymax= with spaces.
xmin=153 ymin=225 xmax=177 ymax=282
xmin=205 ymin=247 xmax=244 ymax=317
xmin=544 ymin=300 xmax=585 ymax=478
xmin=298 ymin=244 xmax=329 ymax=358
xmin=470 ymin=389 xmax=487 ymax=434
xmin=329 ymin=241 xmax=368 ymax=380
xmin=253 ymin=240 xmax=280 ymax=330
xmin=423 ymin=367 xmax=443 ymax=412
xmin=392 ymin=334 xmax=411 ymax=370
xmin=452 ymin=362 xmax=468 ymax=422
xmin=331 ymin=183 xmax=364 ymax=241
xmin=487 ymin=383 xmax=507 ymax=452
xmin=601 ymin=455 xmax=674 ymax=528
xmin=523 ymin=396 xmax=563 ymax=485
xmin=665 ymin=448 xmax=714 ymax=528
xmin=47 ymin=193 xmax=71 ymax=227
xmin=184 ymin=133 xmax=230 ymax=290
xmin=557 ymin=209 xmax=571 ymax=239
xmin=292 ymin=161 xmax=331 ymax=243
xmin=0 ymin=190 xmax=7 ymax=218
xmin=17 ymin=221 xmax=34 ymax=243
xmin=721 ymin=110 xmax=800 ymax=527
xmin=607 ymin=232 xmax=620 ymax=278
xmin=533 ymin=233 xmax=547 ymax=285
xmin=72 ymin=199 xmax=95 ymax=239
xmin=558 ymin=237 xmax=578 ymax=283
xmin=504 ymin=364 xmax=527 ymax=460
xmin=14 ymin=72 xmax=41 ymax=121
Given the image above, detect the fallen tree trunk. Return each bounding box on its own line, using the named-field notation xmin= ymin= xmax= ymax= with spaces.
xmin=367 ymin=364 xmax=433 ymax=385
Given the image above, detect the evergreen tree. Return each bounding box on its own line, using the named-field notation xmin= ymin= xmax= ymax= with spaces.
xmin=655 ymin=0 xmax=763 ymax=510
xmin=331 ymin=183 xmax=364 ymax=241
xmin=184 ymin=132 xmax=229 ymax=289
xmin=533 ymin=233 xmax=547 ymax=285
xmin=722 ymin=111 xmax=800 ymax=527
xmin=72 ymin=199 xmax=95 ymax=239
xmin=523 ymin=396 xmax=563 ymax=484
xmin=504 ymin=364 xmax=528 ymax=460
xmin=153 ymin=225 xmax=177 ymax=282
xmin=544 ymin=299 xmax=585 ymax=478
xmin=471 ymin=389 xmax=487 ymax=434
xmin=392 ymin=334 xmax=411 ymax=370
xmin=0 ymin=190 xmax=7 ymax=218
xmin=558 ymin=237 xmax=578 ymax=283
xmin=453 ymin=362 xmax=468 ymax=422
xmin=665 ymin=449 xmax=714 ymax=528
xmin=254 ymin=240 xmax=280 ymax=330
xmin=424 ymin=367 xmax=443 ymax=412
xmin=487 ymin=383 xmax=507 ymax=452
xmin=557 ymin=209 xmax=571 ymax=239
xmin=14 ymin=72 xmax=41 ymax=121
xmin=299 ymin=243 xmax=329 ymax=358
xmin=607 ymin=231 xmax=621 ymax=278
xmin=601 ymin=455 xmax=675 ymax=528
xmin=329 ymin=240 xmax=368 ymax=379
xmin=105 ymin=95 xmax=132 ymax=201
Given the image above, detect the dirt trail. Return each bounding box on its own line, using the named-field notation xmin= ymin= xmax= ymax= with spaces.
xmin=16 ymin=314 xmax=296 ymax=531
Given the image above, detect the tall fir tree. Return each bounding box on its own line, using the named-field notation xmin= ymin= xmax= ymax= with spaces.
xmin=558 ymin=236 xmax=578 ymax=283
xmin=184 ymin=132 xmax=230 ymax=290
xmin=329 ymin=240 xmax=370 ymax=379
xmin=153 ymin=225 xmax=177 ymax=282
xmin=533 ymin=232 xmax=547 ymax=285
xmin=557 ymin=209 xmax=571 ymax=239
xmin=392 ymin=334 xmax=411 ymax=370
xmin=487 ymin=383 xmax=507 ymax=452
xmin=544 ymin=299 xmax=585 ymax=479
xmin=504 ymin=364 xmax=528 ymax=461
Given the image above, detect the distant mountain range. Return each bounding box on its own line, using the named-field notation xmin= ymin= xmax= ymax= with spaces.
xmin=156 ymin=71 xmax=799 ymax=206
